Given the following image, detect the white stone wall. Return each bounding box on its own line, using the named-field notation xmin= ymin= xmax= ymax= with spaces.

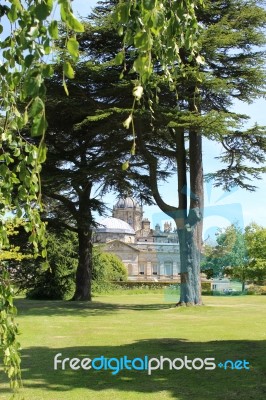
xmin=101 ymin=240 xmax=180 ymax=281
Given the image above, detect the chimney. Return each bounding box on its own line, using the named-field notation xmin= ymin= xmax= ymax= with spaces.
xmin=142 ymin=218 xmax=150 ymax=232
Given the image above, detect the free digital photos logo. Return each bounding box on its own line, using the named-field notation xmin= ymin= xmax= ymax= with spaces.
xmin=54 ymin=354 xmax=250 ymax=375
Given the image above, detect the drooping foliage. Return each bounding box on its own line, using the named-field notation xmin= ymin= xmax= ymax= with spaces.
xmin=0 ymin=218 xmax=33 ymax=264
xmin=0 ymin=0 xmax=84 ymax=389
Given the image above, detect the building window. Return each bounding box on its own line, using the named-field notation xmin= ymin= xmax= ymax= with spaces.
xmin=152 ymin=264 xmax=158 ymax=275
xmin=139 ymin=264 xmax=145 ymax=275
xmin=164 ymin=262 xmax=173 ymax=276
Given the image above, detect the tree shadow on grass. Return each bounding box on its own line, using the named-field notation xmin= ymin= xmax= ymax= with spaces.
xmin=14 ymin=298 xmax=173 ymax=318
xmin=19 ymin=339 xmax=266 ymax=400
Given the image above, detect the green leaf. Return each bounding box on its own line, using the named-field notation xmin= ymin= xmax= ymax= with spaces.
xmin=0 ymin=65 xmax=7 ymax=76
xmin=23 ymin=74 xmax=42 ymax=98
xmin=31 ymin=115 xmax=48 ymax=137
xmin=151 ymin=10 xmax=165 ymax=34
xmin=24 ymin=54 xmax=35 ymax=68
xmin=66 ymin=13 xmax=84 ymax=32
xmin=122 ymin=161 xmax=129 ymax=170
xmin=41 ymin=248 xmax=47 ymax=258
xmin=114 ymin=51 xmax=124 ymax=65
xmin=63 ymin=79 xmax=69 ymax=96
xmin=10 ymin=0 xmax=22 ymax=11
xmin=7 ymin=5 xmax=17 ymax=23
xmin=123 ymin=115 xmax=132 ymax=129
xmin=143 ymin=0 xmax=156 ymax=10
xmin=67 ymin=38 xmax=79 ymax=60
xmin=196 ymin=55 xmax=205 ymax=65
xmin=13 ymin=147 xmax=21 ymax=157
xmin=42 ymin=64 xmax=54 ymax=78
xmin=113 ymin=3 xmax=130 ymax=24
xmin=133 ymin=55 xmax=152 ymax=82
xmin=8 ymin=366 xmax=15 ymax=379
xmin=12 ymin=72 xmax=21 ymax=86
xmin=4 ymin=154 xmax=14 ymax=165
xmin=130 ymin=142 xmax=136 ymax=156
xmin=43 ymin=38 xmax=51 ymax=55
xmin=37 ymin=142 xmax=47 ymax=163
xmin=60 ymin=2 xmax=68 ymax=22
xmin=35 ymin=3 xmax=52 ymax=21
xmin=63 ymin=61 xmax=75 ymax=79
xmin=23 ymin=110 xmax=28 ymax=125
xmin=30 ymin=97 xmax=45 ymax=117
xmin=48 ymin=21 xmax=59 ymax=39
xmin=134 ymin=31 xmax=152 ymax=51
xmin=134 ymin=31 xmax=147 ymax=49
xmin=4 ymin=348 xmax=10 ymax=357
xmin=133 ymin=85 xmax=144 ymax=100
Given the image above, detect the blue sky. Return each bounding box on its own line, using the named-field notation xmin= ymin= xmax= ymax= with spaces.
xmin=72 ymin=0 xmax=266 ymax=236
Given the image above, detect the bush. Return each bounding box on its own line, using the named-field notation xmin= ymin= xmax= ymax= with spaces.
xmin=202 ymin=282 xmax=211 ymax=291
xmin=26 ymin=230 xmax=78 ymax=300
xmin=92 ymin=251 xmax=128 ymax=293
xmin=26 ymin=263 xmax=75 ymax=300
xmin=246 ymin=285 xmax=266 ymax=295
xmin=202 ymin=290 xmax=214 ymax=296
xmin=113 ymin=281 xmax=177 ymax=290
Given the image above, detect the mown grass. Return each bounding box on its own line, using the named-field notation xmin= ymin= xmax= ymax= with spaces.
xmin=0 ymin=295 xmax=266 ymax=400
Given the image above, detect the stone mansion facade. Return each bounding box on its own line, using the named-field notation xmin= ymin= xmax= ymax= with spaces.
xmin=93 ymin=197 xmax=181 ymax=281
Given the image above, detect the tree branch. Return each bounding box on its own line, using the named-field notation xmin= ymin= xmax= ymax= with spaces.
xmin=136 ymin=129 xmax=180 ymax=221
xmin=43 ymin=218 xmax=78 ymax=233
xmin=44 ymin=192 xmax=78 ymax=218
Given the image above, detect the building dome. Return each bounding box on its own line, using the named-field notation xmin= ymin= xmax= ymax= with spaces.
xmin=115 ymin=197 xmax=139 ymax=209
xmin=98 ymin=217 xmax=135 ymax=234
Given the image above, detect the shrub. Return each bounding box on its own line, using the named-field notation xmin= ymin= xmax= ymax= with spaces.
xmin=113 ymin=281 xmax=177 ymax=290
xmin=26 ymin=230 xmax=78 ymax=300
xmin=202 ymin=282 xmax=211 ymax=291
xmin=26 ymin=263 xmax=75 ymax=300
xmin=246 ymin=285 xmax=266 ymax=295
xmin=92 ymin=251 xmax=128 ymax=293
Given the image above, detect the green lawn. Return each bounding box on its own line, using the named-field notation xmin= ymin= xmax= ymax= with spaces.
xmin=1 ymin=295 xmax=266 ymax=400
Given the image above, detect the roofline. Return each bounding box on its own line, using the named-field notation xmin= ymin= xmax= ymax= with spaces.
xmin=96 ymin=228 xmax=135 ymax=234
xmin=98 ymin=239 xmax=140 ymax=252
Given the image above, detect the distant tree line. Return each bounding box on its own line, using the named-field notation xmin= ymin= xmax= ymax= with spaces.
xmin=201 ymin=223 xmax=266 ymax=291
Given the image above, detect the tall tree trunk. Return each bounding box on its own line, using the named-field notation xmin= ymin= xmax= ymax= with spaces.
xmin=72 ymin=185 xmax=93 ymax=301
xmin=176 ymin=127 xmax=203 ymax=306
xmin=73 ymin=227 xmax=92 ymax=301
xmin=177 ymin=227 xmax=202 ymax=305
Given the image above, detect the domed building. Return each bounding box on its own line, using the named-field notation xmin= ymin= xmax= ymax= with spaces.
xmin=95 ymin=217 xmax=135 ymax=243
xmin=94 ymin=197 xmax=180 ymax=281
xmin=113 ymin=197 xmax=143 ymax=232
